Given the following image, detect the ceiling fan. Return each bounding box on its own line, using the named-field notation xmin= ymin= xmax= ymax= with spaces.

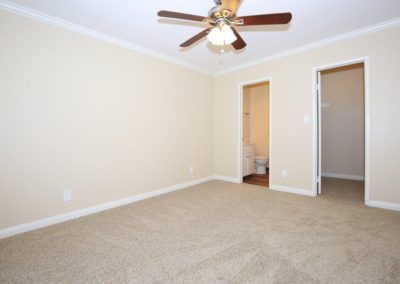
xmin=157 ymin=0 xmax=292 ymax=50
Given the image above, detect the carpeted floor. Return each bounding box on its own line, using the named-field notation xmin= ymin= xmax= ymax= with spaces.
xmin=1 ymin=178 xmax=399 ymax=283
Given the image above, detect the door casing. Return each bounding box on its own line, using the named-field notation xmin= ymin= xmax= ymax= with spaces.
xmin=312 ymin=57 xmax=370 ymax=202
xmin=237 ymin=77 xmax=272 ymax=182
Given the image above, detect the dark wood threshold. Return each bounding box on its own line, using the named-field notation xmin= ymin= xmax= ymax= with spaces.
xmin=243 ymin=170 xmax=269 ymax=187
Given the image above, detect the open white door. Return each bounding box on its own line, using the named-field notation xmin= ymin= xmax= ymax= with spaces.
xmin=317 ymin=71 xmax=322 ymax=195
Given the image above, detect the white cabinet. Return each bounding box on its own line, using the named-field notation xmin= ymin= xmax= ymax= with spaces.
xmin=242 ymin=144 xmax=255 ymax=177
xmin=242 ymin=154 xmax=248 ymax=176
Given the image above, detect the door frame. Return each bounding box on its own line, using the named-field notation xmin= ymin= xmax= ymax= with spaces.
xmin=312 ymin=57 xmax=370 ymax=203
xmin=237 ymin=77 xmax=272 ymax=182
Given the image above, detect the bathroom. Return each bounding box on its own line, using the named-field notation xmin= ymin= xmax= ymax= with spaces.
xmin=242 ymin=81 xmax=270 ymax=187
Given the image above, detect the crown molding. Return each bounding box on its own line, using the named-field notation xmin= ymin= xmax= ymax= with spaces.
xmin=1 ymin=0 xmax=400 ymax=77
xmin=0 ymin=0 xmax=214 ymax=75
xmin=214 ymin=17 xmax=400 ymax=76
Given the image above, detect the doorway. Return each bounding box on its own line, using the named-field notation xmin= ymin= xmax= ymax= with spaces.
xmin=239 ymin=79 xmax=271 ymax=187
xmin=314 ymin=58 xmax=369 ymax=202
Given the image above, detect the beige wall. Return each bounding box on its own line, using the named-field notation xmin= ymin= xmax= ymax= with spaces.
xmin=0 ymin=10 xmax=214 ymax=229
xmin=321 ymin=64 xmax=365 ymax=177
xmin=243 ymin=83 xmax=269 ymax=157
xmin=214 ymin=26 xmax=400 ymax=203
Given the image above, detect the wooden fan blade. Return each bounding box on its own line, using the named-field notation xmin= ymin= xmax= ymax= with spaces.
xmin=231 ymin=27 xmax=246 ymax=50
xmin=180 ymin=28 xmax=212 ymax=48
xmin=158 ymin=10 xmax=205 ymax=22
xmin=221 ymin=0 xmax=242 ymax=16
xmin=236 ymin=13 xmax=292 ymax=26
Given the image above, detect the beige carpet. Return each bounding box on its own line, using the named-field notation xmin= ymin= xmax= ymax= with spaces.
xmin=1 ymin=178 xmax=400 ymax=283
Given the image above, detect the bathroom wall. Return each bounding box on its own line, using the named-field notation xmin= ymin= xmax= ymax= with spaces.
xmin=321 ymin=64 xmax=365 ymax=178
xmin=242 ymin=83 xmax=270 ymax=157
xmin=250 ymin=83 xmax=270 ymax=158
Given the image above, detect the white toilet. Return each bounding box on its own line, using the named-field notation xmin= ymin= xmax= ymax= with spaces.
xmin=255 ymin=157 xmax=269 ymax=174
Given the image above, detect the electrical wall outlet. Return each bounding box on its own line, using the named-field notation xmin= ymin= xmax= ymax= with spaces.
xmin=189 ymin=166 xmax=194 ymax=175
xmin=281 ymin=170 xmax=288 ymax=178
xmin=63 ymin=190 xmax=72 ymax=202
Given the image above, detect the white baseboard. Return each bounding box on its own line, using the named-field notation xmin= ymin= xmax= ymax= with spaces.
xmin=322 ymin=172 xmax=365 ymax=181
xmin=213 ymin=175 xmax=241 ymax=183
xmin=366 ymin=200 xmax=400 ymax=211
xmin=269 ymin=184 xmax=316 ymax=197
xmin=9 ymin=175 xmax=398 ymax=240
xmin=0 ymin=176 xmax=214 ymax=239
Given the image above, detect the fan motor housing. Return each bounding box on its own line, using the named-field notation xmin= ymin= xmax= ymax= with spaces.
xmin=208 ymin=5 xmax=233 ymax=24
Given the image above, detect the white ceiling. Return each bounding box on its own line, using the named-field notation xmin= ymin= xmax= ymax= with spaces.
xmin=3 ymin=0 xmax=400 ymax=73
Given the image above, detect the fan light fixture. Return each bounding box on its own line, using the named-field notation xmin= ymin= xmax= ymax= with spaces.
xmin=157 ymin=0 xmax=293 ymax=50
xmin=207 ymin=21 xmax=237 ymax=45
